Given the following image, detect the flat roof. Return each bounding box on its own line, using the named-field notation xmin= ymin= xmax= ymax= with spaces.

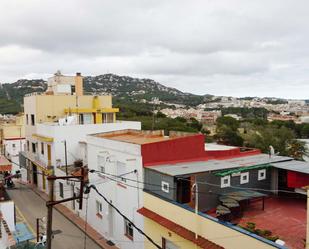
xmin=92 ymin=129 xmax=199 ymax=145
xmin=271 ymin=160 xmax=309 ymax=174
xmin=146 ymin=154 xmax=292 ymax=176
xmin=205 ymin=143 xmax=237 ymax=151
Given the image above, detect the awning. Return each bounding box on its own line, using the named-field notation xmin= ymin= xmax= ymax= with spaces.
xmin=0 ymin=156 xmax=12 ymax=172
xmin=214 ymin=164 xmax=271 ymax=177
xmin=221 ymin=190 xmax=267 ymax=202
xmin=32 ymin=134 xmax=54 ymax=142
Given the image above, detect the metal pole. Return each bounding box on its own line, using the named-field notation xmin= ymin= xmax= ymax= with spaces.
xmin=36 ymin=218 xmax=40 ymax=242
xmin=64 ymin=140 xmax=68 ymax=176
xmin=46 ymin=176 xmax=55 ymax=249
xmin=306 ymin=188 xmax=309 ymax=249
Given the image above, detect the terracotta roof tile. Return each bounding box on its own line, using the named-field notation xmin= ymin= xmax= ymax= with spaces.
xmin=137 ymin=207 xmax=224 ymax=249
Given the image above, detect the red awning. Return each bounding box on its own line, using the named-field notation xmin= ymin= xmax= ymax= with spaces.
xmin=0 ymin=157 xmax=12 ymax=172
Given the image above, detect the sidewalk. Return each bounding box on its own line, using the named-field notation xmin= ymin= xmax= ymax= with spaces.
xmin=29 ymin=184 xmax=118 ymax=249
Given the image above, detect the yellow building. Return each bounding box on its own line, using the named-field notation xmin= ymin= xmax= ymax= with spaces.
xmin=21 ymin=71 xmax=125 ymax=191
xmin=0 ymin=114 xmax=25 ymax=155
xmin=138 ymin=192 xmax=281 ymax=249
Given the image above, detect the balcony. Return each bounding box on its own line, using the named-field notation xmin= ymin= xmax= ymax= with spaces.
xmin=21 ymin=151 xmax=52 ymax=170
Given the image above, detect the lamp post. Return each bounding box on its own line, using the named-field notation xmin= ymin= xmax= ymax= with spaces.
xmin=191 ymin=178 xmax=199 ymax=240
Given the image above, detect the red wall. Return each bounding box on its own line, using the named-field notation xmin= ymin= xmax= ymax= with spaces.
xmin=287 ymin=171 xmax=309 ymax=188
xmin=141 ymin=134 xmax=206 ymax=166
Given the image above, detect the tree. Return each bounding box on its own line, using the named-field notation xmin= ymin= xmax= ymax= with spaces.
xmin=216 ymin=116 xmax=239 ymax=131
xmin=287 ymin=140 xmax=309 ymax=160
xmin=301 ymin=124 xmax=309 ymax=138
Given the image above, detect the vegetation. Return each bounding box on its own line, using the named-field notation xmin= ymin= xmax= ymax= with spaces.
xmin=240 ymin=222 xmax=279 ymax=242
xmin=114 ymin=98 xmax=204 ymax=133
xmin=214 ymin=116 xmax=244 ymax=146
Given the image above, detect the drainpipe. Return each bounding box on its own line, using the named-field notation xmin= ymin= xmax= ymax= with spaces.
xmin=306 ymin=189 xmax=309 ymax=249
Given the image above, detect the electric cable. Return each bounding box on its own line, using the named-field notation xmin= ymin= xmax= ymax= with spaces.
xmin=85 ymin=184 xmax=162 ymax=249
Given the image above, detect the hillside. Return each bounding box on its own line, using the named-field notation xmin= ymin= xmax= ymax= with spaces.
xmin=0 ymin=74 xmax=207 ymax=114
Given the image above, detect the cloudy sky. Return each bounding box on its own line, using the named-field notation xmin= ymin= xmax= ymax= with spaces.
xmin=0 ymin=0 xmax=309 ymax=99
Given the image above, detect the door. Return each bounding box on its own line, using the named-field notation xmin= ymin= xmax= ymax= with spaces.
xmin=71 ymin=185 xmax=76 ymax=210
xmin=42 ymin=173 xmax=46 ymax=190
xmin=108 ymin=205 xmax=114 ymax=238
xmin=47 ymin=145 xmax=51 ymax=167
xmin=176 ymin=177 xmax=191 ymax=204
xmin=32 ymin=164 xmax=38 ymax=185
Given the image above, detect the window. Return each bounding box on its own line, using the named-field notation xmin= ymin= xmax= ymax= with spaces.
xmin=32 ymin=143 xmax=36 ymax=153
xmin=79 ymin=114 xmax=84 ymax=124
xmin=26 ymin=114 xmax=29 ymax=125
xmin=96 ymin=200 xmax=103 ymax=218
xmin=162 ymin=238 xmax=180 ymax=249
xmin=117 ymin=161 xmax=127 ymax=182
xmin=221 ymin=176 xmax=230 ymax=188
xmin=102 ymin=113 xmax=114 ymax=123
xmin=258 ymin=169 xmax=266 ymax=181
xmin=41 ymin=142 xmax=44 ymax=155
xmin=240 ymin=172 xmax=249 ymax=184
xmin=124 ymin=219 xmax=133 ymax=240
xmin=59 ymin=182 xmax=64 ymax=198
xmin=31 ymin=114 xmax=35 ymax=126
xmin=27 ymin=141 xmax=30 ymax=151
xmin=12 ymin=144 xmax=16 ymax=148
xmin=161 ymin=181 xmax=170 ymax=193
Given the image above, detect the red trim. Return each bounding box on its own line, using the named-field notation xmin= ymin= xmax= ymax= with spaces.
xmin=117 ymin=182 xmax=127 ymax=189
xmin=137 ymin=207 xmax=223 ymax=249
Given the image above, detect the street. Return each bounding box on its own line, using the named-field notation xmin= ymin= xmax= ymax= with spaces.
xmin=7 ymin=182 xmax=102 ymax=249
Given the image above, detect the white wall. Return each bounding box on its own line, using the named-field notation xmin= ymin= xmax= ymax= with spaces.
xmin=0 ymin=201 xmax=15 ymax=232
xmin=4 ymin=139 xmax=25 ymax=173
xmin=36 ymin=121 xmax=141 ymax=167
xmin=85 ymin=135 xmax=145 ymax=249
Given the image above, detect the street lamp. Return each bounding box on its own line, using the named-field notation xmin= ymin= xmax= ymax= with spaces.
xmin=191 ymin=179 xmax=199 ymax=240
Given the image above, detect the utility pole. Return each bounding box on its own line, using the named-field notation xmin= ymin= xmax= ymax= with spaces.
xmin=46 ymin=175 xmax=55 ymax=249
xmin=45 ymin=167 xmax=87 ymax=249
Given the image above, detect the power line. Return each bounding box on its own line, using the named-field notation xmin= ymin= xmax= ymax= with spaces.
xmin=85 ymin=184 xmax=162 ymax=249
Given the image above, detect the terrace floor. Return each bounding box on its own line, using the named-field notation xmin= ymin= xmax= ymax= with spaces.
xmin=237 ymin=197 xmax=306 ymax=249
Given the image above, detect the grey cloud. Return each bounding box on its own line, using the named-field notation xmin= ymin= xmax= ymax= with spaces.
xmin=0 ymin=0 xmax=309 ymax=98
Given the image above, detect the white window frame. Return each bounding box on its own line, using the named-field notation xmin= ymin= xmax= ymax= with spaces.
xmin=221 ymin=176 xmax=230 ymax=188
xmin=161 ymin=181 xmax=170 ymax=193
xmin=240 ymin=172 xmax=249 ymax=184
xmin=258 ymin=169 xmax=266 ymax=181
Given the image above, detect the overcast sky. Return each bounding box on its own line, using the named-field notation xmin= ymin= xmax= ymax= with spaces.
xmin=0 ymin=0 xmax=309 ymax=99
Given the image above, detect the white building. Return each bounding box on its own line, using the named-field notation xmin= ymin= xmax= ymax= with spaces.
xmin=84 ymin=129 xmax=206 ymax=249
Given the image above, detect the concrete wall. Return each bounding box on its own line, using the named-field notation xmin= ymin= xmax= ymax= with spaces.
xmin=197 ymin=168 xmax=271 ymax=211
xmin=144 ymin=169 xmax=176 ymax=201
xmin=143 ymin=192 xmax=280 ymax=249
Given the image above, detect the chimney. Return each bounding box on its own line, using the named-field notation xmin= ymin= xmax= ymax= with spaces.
xmin=75 ymin=72 xmax=83 ymax=96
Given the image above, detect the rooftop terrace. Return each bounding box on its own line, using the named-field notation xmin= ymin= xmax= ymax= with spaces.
xmin=237 ymin=197 xmax=306 ymax=249
xmin=93 ymin=129 xmax=199 ymax=145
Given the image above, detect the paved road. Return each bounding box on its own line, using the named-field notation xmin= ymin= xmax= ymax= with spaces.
xmin=7 ymin=183 xmax=102 ymax=249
